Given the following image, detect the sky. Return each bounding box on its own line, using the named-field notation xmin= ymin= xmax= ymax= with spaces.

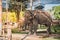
xmin=44 ymin=4 xmax=60 ymax=10
xmin=2 ymin=0 xmax=60 ymax=10
xmin=27 ymin=0 xmax=60 ymax=10
xmin=40 ymin=0 xmax=60 ymax=4
xmin=40 ymin=0 xmax=60 ymax=10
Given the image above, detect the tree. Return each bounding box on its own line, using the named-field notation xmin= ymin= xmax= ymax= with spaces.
xmin=9 ymin=0 xmax=28 ymax=22
xmin=53 ymin=6 xmax=60 ymax=20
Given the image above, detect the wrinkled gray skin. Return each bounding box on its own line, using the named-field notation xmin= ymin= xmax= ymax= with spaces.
xmin=24 ymin=10 xmax=34 ymax=33
xmin=31 ymin=10 xmax=53 ymax=35
xmin=18 ymin=10 xmax=34 ymax=32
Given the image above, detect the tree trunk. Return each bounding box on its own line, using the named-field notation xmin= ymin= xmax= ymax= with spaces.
xmin=30 ymin=0 xmax=33 ymax=10
xmin=15 ymin=10 xmax=20 ymax=22
xmin=16 ymin=13 xmax=20 ymax=22
xmin=15 ymin=10 xmax=20 ymax=31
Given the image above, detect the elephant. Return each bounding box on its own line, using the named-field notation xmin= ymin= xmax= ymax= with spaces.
xmin=24 ymin=10 xmax=34 ymax=34
xmin=18 ymin=10 xmax=34 ymax=32
xmin=30 ymin=10 xmax=53 ymax=35
xmin=18 ymin=10 xmax=53 ymax=36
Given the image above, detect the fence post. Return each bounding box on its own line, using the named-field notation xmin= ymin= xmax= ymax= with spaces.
xmin=7 ymin=23 xmax=12 ymax=40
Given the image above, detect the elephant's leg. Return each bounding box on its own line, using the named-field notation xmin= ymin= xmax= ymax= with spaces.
xmin=29 ymin=23 xmax=33 ymax=35
xmin=23 ymin=22 xmax=27 ymax=31
xmin=23 ymin=24 xmax=28 ymax=31
xmin=33 ymin=19 xmax=38 ymax=35
xmin=47 ymin=26 xmax=51 ymax=36
xmin=27 ymin=25 xmax=29 ymax=30
xmin=18 ymin=25 xmax=21 ymax=31
xmin=20 ymin=26 xmax=22 ymax=31
xmin=22 ymin=26 xmax=25 ymax=31
xmin=24 ymin=24 xmax=28 ymax=30
xmin=24 ymin=25 xmax=27 ymax=30
xmin=19 ymin=25 xmax=23 ymax=31
xmin=18 ymin=23 xmax=22 ymax=31
xmin=22 ymin=24 xmax=27 ymax=31
xmin=33 ymin=25 xmax=38 ymax=35
xmin=21 ymin=25 xmax=24 ymax=30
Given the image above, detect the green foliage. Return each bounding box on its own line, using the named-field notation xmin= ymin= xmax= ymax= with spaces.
xmin=54 ymin=6 xmax=60 ymax=12
xmin=9 ymin=0 xmax=28 ymax=12
xmin=2 ymin=11 xmax=25 ymax=23
xmin=12 ymin=28 xmax=28 ymax=34
xmin=9 ymin=0 xmax=28 ymax=22
xmin=2 ymin=12 xmax=17 ymax=23
xmin=2 ymin=12 xmax=6 ymax=23
xmin=53 ymin=6 xmax=60 ymax=19
xmin=8 ymin=12 xmax=17 ymax=22
xmin=12 ymin=28 xmax=19 ymax=33
xmin=51 ymin=25 xmax=60 ymax=34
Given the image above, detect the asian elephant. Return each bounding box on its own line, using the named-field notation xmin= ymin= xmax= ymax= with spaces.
xmin=18 ymin=10 xmax=34 ymax=32
xmin=18 ymin=10 xmax=53 ymax=36
xmin=30 ymin=10 xmax=53 ymax=35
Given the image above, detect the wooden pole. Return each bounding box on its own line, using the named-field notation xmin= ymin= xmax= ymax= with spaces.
xmin=7 ymin=23 xmax=12 ymax=40
xmin=0 ymin=0 xmax=2 ymax=35
xmin=30 ymin=0 xmax=33 ymax=10
xmin=6 ymin=0 xmax=12 ymax=40
xmin=21 ymin=3 xmax=22 ymax=11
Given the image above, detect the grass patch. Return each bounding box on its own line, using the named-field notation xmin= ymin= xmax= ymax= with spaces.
xmin=12 ymin=31 xmax=28 ymax=34
xmin=12 ymin=25 xmax=60 ymax=34
xmin=12 ymin=28 xmax=28 ymax=34
xmin=51 ymin=25 xmax=60 ymax=34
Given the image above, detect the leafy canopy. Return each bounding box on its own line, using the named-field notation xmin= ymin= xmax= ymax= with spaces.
xmin=53 ymin=6 xmax=60 ymax=19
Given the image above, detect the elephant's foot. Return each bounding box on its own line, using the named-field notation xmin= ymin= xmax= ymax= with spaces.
xmin=47 ymin=31 xmax=51 ymax=37
xmin=47 ymin=27 xmax=51 ymax=36
xmin=22 ymin=29 xmax=25 ymax=31
xmin=28 ymin=32 xmax=33 ymax=35
xmin=18 ymin=28 xmax=22 ymax=32
xmin=33 ymin=33 xmax=37 ymax=36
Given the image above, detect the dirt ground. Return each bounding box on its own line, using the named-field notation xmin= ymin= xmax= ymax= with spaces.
xmin=0 ymin=33 xmax=60 ymax=40
xmin=12 ymin=33 xmax=60 ymax=40
xmin=12 ymin=34 xmax=42 ymax=40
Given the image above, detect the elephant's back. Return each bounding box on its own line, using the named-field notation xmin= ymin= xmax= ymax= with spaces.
xmin=34 ymin=10 xmax=52 ymax=24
